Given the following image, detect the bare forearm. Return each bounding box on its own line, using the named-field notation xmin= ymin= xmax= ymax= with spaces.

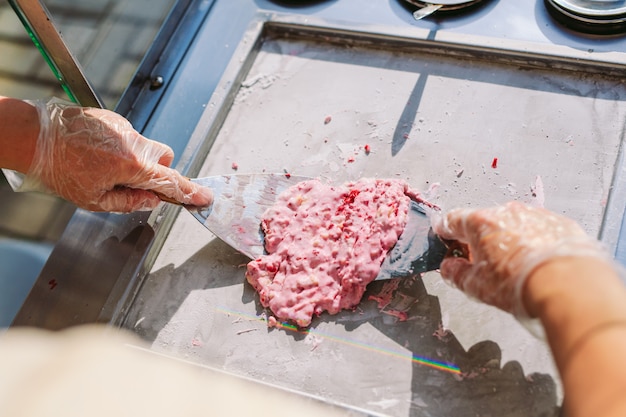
xmin=524 ymin=258 xmax=626 ymax=417
xmin=0 ymin=96 xmax=39 ymax=173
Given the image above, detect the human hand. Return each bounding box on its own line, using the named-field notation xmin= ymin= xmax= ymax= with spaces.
xmin=20 ymin=98 xmax=212 ymax=212
xmin=433 ymin=201 xmax=608 ymax=317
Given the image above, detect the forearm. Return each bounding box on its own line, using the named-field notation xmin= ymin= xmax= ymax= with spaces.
xmin=524 ymin=258 xmax=626 ymax=417
xmin=0 ymin=96 xmax=39 ymax=173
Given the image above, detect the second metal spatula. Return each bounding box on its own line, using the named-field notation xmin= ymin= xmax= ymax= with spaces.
xmin=162 ymin=173 xmax=459 ymax=280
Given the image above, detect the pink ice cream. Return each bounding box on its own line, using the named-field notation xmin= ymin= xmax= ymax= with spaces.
xmin=245 ymin=178 xmax=430 ymax=328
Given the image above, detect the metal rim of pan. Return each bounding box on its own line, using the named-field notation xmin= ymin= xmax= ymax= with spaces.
xmin=549 ymin=0 xmax=626 ymax=17
xmin=402 ymin=0 xmax=488 ymax=13
xmin=545 ymin=0 xmax=626 ymax=35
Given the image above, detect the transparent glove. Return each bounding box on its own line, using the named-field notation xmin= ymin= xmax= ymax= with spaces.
xmin=19 ymin=98 xmax=212 ymax=212
xmin=433 ymin=201 xmax=609 ymax=318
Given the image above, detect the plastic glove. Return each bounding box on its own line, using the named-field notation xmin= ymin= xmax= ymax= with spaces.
xmin=19 ymin=98 xmax=212 ymax=212
xmin=433 ymin=201 xmax=609 ymax=317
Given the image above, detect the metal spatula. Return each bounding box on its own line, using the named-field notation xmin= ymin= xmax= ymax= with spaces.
xmin=187 ymin=173 xmax=310 ymax=260
xmin=159 ymin=173 xmax=461 ymax=280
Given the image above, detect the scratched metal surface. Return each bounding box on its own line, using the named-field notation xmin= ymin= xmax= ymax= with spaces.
xmin=124 ymin=21 xmax=626 ymax=417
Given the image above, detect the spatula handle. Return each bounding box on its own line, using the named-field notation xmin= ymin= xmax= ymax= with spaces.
xmin=154 ymin=191 xmax=183 ymax=205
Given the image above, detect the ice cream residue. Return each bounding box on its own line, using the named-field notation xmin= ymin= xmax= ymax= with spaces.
xmin=245 ymin=178 xmax=431 ymax=327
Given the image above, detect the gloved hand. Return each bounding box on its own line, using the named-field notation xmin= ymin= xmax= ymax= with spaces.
xmin=19 ymin=98 xmax=212 ymax=212
xmin=434 ymin=201 xmax=609 ymax=317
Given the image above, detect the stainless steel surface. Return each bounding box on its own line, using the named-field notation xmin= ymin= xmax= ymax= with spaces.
xmin=12 ymin=209 xmax=157 ymax=328
xmin=13 ymin=1 xmax=626 ymax=414
xmin=8 ymin=0 xmax=103 ymax=107
xmin=126 ymin=13 xmax=626 ymax=415
xmin=405 ymin=0 xmax=488 ymax=10
xmin=551 ymin=0 xmax=626 ymax=16
xmin=0 ymin=184 xmax=75 ymax=242
xmin=0 ymin=238 xmax=53 ymax=327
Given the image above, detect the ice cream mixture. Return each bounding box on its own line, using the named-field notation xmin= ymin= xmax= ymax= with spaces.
xmin=245 ymin=178 xmax=431 ymax=327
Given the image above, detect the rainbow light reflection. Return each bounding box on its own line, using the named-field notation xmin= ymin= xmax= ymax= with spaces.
xmin=215 ymin=306 xmax=461 ymax=375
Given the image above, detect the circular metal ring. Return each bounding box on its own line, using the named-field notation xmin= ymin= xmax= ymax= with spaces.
xmin=545 ymin=0 xmax=626 ymax=35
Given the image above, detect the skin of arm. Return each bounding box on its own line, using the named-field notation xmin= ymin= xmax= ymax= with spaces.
xmin=436 ymin=202 xmax=626 ymax=416
xmin=0 ymin=96 xmax=39 ymax=173
xmin=523 ymin=257 xmax=626 ymax=417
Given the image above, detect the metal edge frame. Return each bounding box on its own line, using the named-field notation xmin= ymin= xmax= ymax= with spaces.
xmin=603 ymin=125 xmax=626 ymax=267
xmin=544 ymin=0 xmax=626 ymax=35
xmin=98 ymin=0 xmax=218 ymax=325
xmin=266 ymin=15 xmax=626 ymax=75
xmin=549 ymin=0 xmax=626 ymax=18
xmin=115 ymin=0 xmax=217 ymax=130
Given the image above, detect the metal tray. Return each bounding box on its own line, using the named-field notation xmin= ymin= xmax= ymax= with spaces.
xmin=123 ymin=14 xmax=626 ymax=417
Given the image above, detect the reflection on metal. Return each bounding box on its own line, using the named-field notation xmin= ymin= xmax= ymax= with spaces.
xmin=214 ymin=305 xmax=464 ymax=374
xmin=120 ymin=15 xmax=626 ymax=414
xmin=12 ymin=210 xmax=155 ymax=329
xmin=11 ymin=0 xmax=215 ymax=330
xmin=187 ymin=174 xmax=310 ymax=259
xmin=402 ymin=0 xmax=491 ymax=17
xmin=376 ymin=203 xmax=452 ymax=281
xmin=545 ymin=0 xmax=626 ymax=34
xmin=550 ymin=0 xmax=626 ymax=16
xmin=8 ymin=0 xmax=104 ymax=108
xmin=0 ymin=186 xmax=75 ymax=242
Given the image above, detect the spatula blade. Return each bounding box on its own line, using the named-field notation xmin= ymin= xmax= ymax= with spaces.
xmin=184 ymin=175 xmax=458 ymax=279
xmin=376 ymin=200 xmax=448 ymax=280
xmin=188 ymin=174 xmax=310 ymax=259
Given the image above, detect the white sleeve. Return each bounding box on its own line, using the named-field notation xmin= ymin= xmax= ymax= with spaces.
xmin=0 ymin=325 xmax=348 ymax=417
